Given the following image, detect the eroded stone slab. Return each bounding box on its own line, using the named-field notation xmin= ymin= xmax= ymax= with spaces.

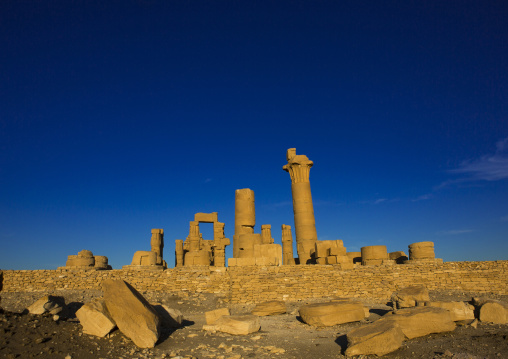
xmin=479 ymin=300 xmax=508 ymax=324
xmin=387 ymin=307 xmax=456 ymax=339
xmin=251 ymin=301 xmax=287 ymax=316
xmin=76 ymin=298 xmax=116 ymax=337
xmin=102 ymin=279 xmax=160 ymax=348
xmin=391 ymin=285 xmax=430 ymax=309
xmin=426 ymin=301 xmax=475 ymax=321
xmin=299 ymin=301 xmax=365 ymax=327
xmin=205 ymin=307 xmax=230 ymax=325
xmin=345 ymin=318 xmax=405 ymax=357
xmin=212 ymin=315 xmax=261 ymax=335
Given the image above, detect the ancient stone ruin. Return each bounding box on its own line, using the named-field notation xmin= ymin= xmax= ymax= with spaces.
xmin=228 ymin=188 xmax=282 ymax=266
xmin=124 ymin=229 xmax=166 ymax=270
xmin=60 ymin=249 xmax=111 ymax=270
xmin=175 ymin=212 xmax=230 ymax=267
xmin=283 ymin=148 xmax=318 ymax=264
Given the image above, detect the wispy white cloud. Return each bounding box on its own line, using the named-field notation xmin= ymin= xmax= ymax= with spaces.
xmin=412 ymin=194 xmax=433 ymax=202
xmin=501 ymin=215 xmax=508 ymax=222
xmin=439 ymin=137 xmax=508 ymax=188
xmin=437 ymin=229 xmax=473 ymax=235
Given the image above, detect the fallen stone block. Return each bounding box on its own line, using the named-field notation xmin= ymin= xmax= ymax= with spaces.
xmin=152 ymin=304 xmax=183 ymax=328
xmin=27 ymin=295 xmax=65 ymax=315
xmin=391 ymin=285 xmax=429 ymax=309
xmin=76 ymin=298 xmax=116 ymax=337
xmin=345 ymin=317 xmax=405 ymax=357
xmin=479 ymin=300 xmax=508 ymax=324
xmin=387 ymin=307 xmax=456 ymax=339
xmin=251 ymin=301 xmax=287 ymax=316
xmin=426 ymin=301 xmax=475 ymax=321
xmin=103 ymin=279 xmax=160 ymax=348
xmin=212 ymin=315 xmax=260 ymax=335
xmin=299 ymin=301 xmax=366 ymax=327
xmin=205 ymin=307 xmax=230 ymax=325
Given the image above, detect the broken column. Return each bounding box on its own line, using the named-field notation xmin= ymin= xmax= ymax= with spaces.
xmin=233 ymin=188 xmax=257 ymax=258
xmin=261 ymin=224 xmax=273 ymax=244
xmin=175 ymin=239 xmax=184 ymax=267
xmin=283 ymin=148 xmax=318 ymax=264
xmin=150 ymin=229 xmax=164 ymax=266
xmin=281 ymin=224 xmax=295 ymax=265
xmin=407 ymin=241 xmax=442 ymax=264
xmin=361 ymin=245 xmax=389 ymax=266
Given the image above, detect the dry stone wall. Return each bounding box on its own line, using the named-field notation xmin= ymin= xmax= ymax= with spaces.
xmin=2 ymin=261 xmax=507 ymax=304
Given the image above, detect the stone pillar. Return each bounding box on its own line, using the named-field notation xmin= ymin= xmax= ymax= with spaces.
xmin=233 ymin=188 xmax=256 ymax=257
xmin=175 ymin=239 xmax=184 ymax=267
xmin=283 ymin=148 xmax=318 ymax=264
xmin=261 ymin=224 xmax=273 ymax=244
xmin=281 ymin=224 xmax=295 ymax=265
xmin=408 ymin=242 xmax=436 ymax=261
xmin=213 ymin=222 xmax=229 ymax=267
xmin=361 ymin=245 xmax=388 ymax=265
xmin=150 ymin=228 xmax=164 ymax=265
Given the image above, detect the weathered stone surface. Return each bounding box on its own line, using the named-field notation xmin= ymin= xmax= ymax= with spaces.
xmin=426 ymin=301 xmax=475 ymax=321
xmin=153 ymin=304 xmax=183 ymax=328
xmin=479 ymin=300 xmax=508 ymax=324
xmin=391 ymin=285 xmax=430 ymax=309
xmin=251 ymin=301 xmax=287 ymax=316
xmin=205 ymin=307 xmax=230 ymax=325
xmin=76 ymin=298 xmax=116 ymax=337
xmin=102 ymin=279 xmax=160 ymax=348
xmin=299 ymin=301 xmax=365 ymax=327
xmin=345 ymin=318 xmax=405 ymax=357
xmin=213 ymin=315 xmax=260 ymax=335
xmin=387 ymin=307 xmax=456 ymax=339
xmin=27 ymin=295 xmax=65 ymax=315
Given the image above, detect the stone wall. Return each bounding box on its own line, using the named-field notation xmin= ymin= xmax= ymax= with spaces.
xmin=2 ymin=261 xmax=507 ymax=304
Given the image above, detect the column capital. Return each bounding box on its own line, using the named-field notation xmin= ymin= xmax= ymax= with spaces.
xmin=283 ymin=148 xmax=313 ymax=184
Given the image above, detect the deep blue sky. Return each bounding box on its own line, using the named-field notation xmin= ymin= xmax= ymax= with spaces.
xmin=1 ymin=1 xmax=507 ymax=269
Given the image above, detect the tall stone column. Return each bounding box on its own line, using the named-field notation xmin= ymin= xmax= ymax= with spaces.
xmin=150 ymin=228 xmax=164 ymax=265
xmin=261 ymin=224 xmax=273 ymax=244
xmin=281 ymin=224 xmax=295 ymax=265
xmin=175 ymin=239 xmax=184 ymax=267
xmin=233 ymin=188 xmax=256 ymax=257
xmin=283 ymin=148 xmax=318 ymax=264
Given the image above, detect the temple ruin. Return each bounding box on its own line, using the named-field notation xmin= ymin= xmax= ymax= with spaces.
xmin=60 ymin=249 xmax=111 ymax=270
xmin=228 ymin=189 xmax=283 ymax=267
xmin=176 ymin=212 xmax=230 ymax=267
xmin=124 ymin=229 xmax=166 ymax=270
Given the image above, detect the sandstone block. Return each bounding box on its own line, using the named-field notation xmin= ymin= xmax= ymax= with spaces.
xmin=408 ymin=241 xmax=435 ymax=260
xmin=391 ymin=285 xmax=430 ymax=309
xmin=251 ymin=301 xmax=287 ymax=316
xmin=361 ymin=245 xmax=388 ymax=266
xmin=152 ymin=304 xmax=183 ymax=328
xmin=213 ymin=315 xmax=260 ymax=335
xmin=76 ymin=298 xmax=116 ymax=337
xmin=387 ymin=307 xmax=456 ymax=339
xmin=27 ymin=295 xmax=65 ymax=315
xmin=131 ymin=251 xmax=157 ymax=266
xmin=345 ymin=318 xmax=405 ymax=357
xmin=255 ymin=257 xmax=279 ymax=266
xmin=316 ymin=257 xmax=327 ymax=264
xmin=426 ymin=301 xmax=475 ymax=321
xmin=299 ymin=301 xmax=366 ymax=327
xmin=346 ymin=252 xmax=362 ymax=263
xmin=102 ymin=279 xmax=160 ymax=348
xmin=194 ymin=212 xmax=218 ymax=223
xmin=205 ymin=307 xmax=230 ymax=325
xmin=479 ymin=300 xmax=508 ymax=324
